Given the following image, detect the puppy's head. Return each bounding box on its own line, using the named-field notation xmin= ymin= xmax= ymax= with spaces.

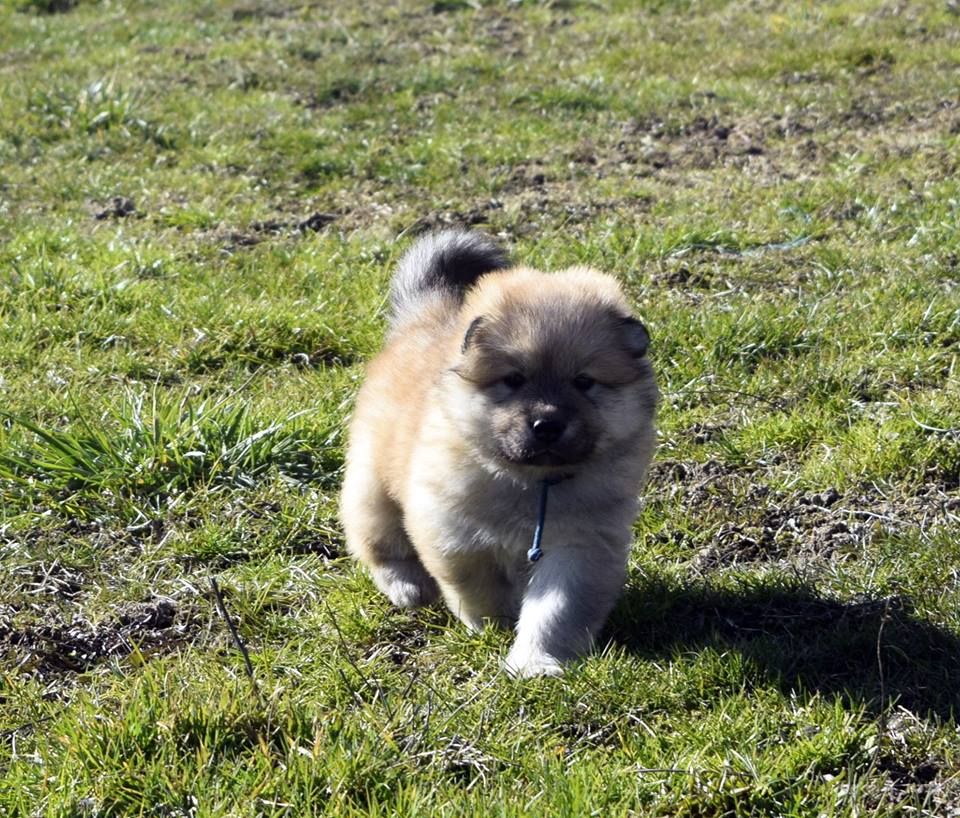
xmin=445 ymin=267 xmax=657 ymax=479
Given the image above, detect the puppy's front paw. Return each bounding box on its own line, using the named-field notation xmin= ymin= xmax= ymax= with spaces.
xmin=370 ymin=561 xmax=440 ymax=608
xmin=504 ymin=644 xmax=564 ymax=678
xmin=385 ymin=577 xmax=438 ymax=608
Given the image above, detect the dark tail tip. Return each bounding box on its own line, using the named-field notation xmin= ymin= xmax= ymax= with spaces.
xmin=389 ymin=230 xmax=509 ymax=326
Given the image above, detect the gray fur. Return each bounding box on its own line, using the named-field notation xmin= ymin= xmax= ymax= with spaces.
xmin=389 ymin=230 xmax=510 ymax=328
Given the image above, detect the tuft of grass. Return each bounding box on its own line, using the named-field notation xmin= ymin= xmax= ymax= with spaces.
xmin=0 ymin=391 xmax=339 ymax=518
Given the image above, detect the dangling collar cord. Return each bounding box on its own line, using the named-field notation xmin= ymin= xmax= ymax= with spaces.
xmin=527 ymin=477 xmax=563 ymax=562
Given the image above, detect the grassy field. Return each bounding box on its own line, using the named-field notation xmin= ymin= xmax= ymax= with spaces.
xmin=2 ymin=0 xmax=960 ymax=814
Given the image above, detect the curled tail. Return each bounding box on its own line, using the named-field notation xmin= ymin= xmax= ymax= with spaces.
xmin=389 ymin=230 xmax=510 ymax=328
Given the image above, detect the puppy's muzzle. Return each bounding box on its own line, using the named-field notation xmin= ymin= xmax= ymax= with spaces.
xmin=509 ymin=409 xmax=591 ymax=467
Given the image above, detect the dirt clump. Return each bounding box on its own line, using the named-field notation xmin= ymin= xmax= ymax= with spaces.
xmin=2 ymin=597 xmax=192 ymax=677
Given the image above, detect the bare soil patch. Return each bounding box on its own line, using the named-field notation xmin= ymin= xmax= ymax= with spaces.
xmin=221 ymin=210 xmax=338 ymax=251
xmin=646 ymin=459 xmax=960 ymax=569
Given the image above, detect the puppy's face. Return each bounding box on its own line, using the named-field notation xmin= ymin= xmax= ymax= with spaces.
xmin=445 ymin=270 xmax=656 ymax=478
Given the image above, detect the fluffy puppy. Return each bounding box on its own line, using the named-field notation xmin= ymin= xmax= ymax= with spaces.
xmin=341 ymin=231 xmax=657 ymax=676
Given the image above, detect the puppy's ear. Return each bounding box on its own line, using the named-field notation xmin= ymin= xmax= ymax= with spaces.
xmin=461 ymin=316 xmax=484 ymax=353
xmin=620 ymin=316 xmax=650 ymax=358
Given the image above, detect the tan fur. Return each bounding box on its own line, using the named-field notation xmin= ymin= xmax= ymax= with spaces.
xmin=341 ymin=256 xmax=657 ymax=676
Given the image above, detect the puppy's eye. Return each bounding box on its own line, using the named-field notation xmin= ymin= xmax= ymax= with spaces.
xmin=502 ymin=372 xmax=526 ymax=389
xmin=573 ymin=374 xmax=596 ymax=391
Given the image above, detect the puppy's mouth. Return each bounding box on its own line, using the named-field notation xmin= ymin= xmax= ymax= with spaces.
xmin=523 ymin=451 xmax=573 ymax=467
xmin=498 ymin=446 xmax=587 ymax=470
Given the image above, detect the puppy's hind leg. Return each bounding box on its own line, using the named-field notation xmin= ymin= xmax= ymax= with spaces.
xmin=341 ymin=471 xmax=439 ymax=608
xmin=427 ymin=553 xmax=519 ymax=633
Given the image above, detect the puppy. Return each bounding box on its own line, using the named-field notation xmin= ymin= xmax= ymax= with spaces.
xmin=341 ymin=230 xmax=657 ymax=676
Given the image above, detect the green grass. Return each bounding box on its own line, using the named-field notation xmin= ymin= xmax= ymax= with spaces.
xmin=2 ymin=0 xmax=960 ymax=815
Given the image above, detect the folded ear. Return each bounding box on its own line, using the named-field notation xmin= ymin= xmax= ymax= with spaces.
xmin=461 ymin=316 xmax=485 ymax=353
xmin=620 ymin=316 xmax=650 ymax=357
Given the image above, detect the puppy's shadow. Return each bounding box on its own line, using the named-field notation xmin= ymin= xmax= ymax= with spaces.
xmin=606 ymin=576 xmax=960 ymax=720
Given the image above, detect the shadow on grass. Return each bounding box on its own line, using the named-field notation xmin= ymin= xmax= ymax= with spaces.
xmin=607 ymin=577 xmax=960 ymax=720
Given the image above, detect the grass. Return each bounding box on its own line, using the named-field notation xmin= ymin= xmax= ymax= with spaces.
xmin=2 ymin=0 xmax=960 ymax=814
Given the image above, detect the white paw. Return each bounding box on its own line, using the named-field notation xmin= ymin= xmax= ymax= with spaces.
xmin=385 ymin=578 xmax=436 ymax=608
xmin=504 ymin=644 xmax=564 ymax=678
xmin=371 ymin=563 xmax=439 ymax=608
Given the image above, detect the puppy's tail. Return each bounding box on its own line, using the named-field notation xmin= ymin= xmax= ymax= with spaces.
xmin=389 ymin=230 xmax=509 ymax=328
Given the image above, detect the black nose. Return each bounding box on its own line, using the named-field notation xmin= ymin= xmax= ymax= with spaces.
xmin=531 ymin=417 xmax=566 ymax=444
